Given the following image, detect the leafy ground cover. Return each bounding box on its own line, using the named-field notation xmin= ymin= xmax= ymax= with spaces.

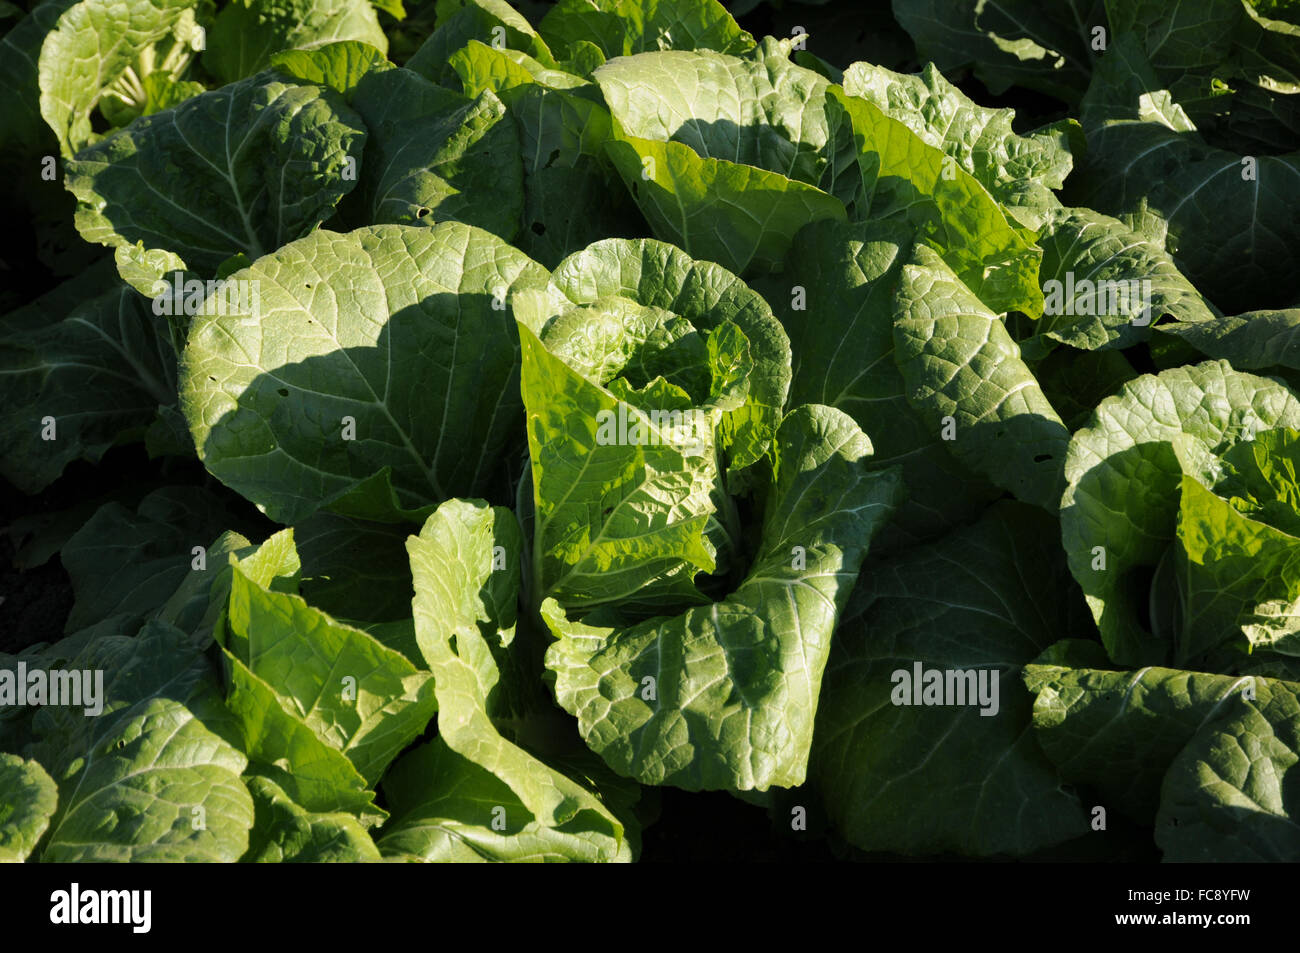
xmin=2 ymin=0 xmax=1300 ymax=863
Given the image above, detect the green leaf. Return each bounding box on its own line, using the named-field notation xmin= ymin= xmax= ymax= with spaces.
xmin=1157 ymin=675 xmax=1300 ymax=861
xmin=94 ymin=6 xmax=205 ymax=129
xmin=203 ymin=0 xmax=388 ymax=84
xmin=377 ymin=735 xmax=626 ymax=861
xmin=386 ymin=498 xmax=632 ymax=861
xmin=220 ymin=649 xmax=386 ymax=824
xmin=1078 ymin=29 xmax=1199 ymax=132
xmin=539 ymin=296 xmax=714 ymax=399
xmin=28 ymin=618 xmax=226 ymax=773
xmin=833 ymin=88 xmax=1045 ymax=317
xmin=890 ymin=0 xmax=1103 ymax=102
xmin=841 ymin=60 xmax=1078 ymax=229
xmin=520 ymin=322 xmax=720 ymax=611
xmin=893 ymin=243 xmax=1070 ymax=511
xmin=546 ymin=237 xmax=791 ymax=469
xmin=604 ymin=134 xmax=847 ymax=277
xmin=1061 ymin=360 xmax=1300 ymax=665
xmin=543 ymin=405 xmax=904 ymax=790
xmin=1 ymin=618 xmax=121 ymax=756
xmin=65 ymin=71 xmax=367 ymax=273
xmin=813 ymin=504 xmax=1090 ymax=856
xmin=155 ymin=529 xmax=258 ymax=640
xmin=269 ymin=40 xmax=394 ymax=100
xmin=1236 ymin=1 xmax=1300 ymax=91
xmin=1177 ymin=473 xmax=1300 ymax=660
xmin=223 ymin=561 xmax=437 ymax=784
xmin=349 ymin=67 xmax=523 ymax=240
xmin=1026 ymin=651 xmax=1264 ymax=823
xmin=593 ymin=40 xmax=856 ymax=274
xmin=113 ymin=242 xmax=189 ymax=299
xmin=1215 ymin=78 xmax=1300 ymax=153
xmin=1105 ymin=0 xmax=1243 ymax=92
xmin=6 ymin=493 xmax=119 ymax=573
xmin=34 ymin=620 xmax=255 ymax=862
xmin=208 ymin=533 xmax=387 ymax=825
xmin=37 ymin=0 xmax=195 ymax=155
xmin=407 ymin=499 xmax=522 ymax=689
xmin=560 ymin=37 xmax=609 ymax=74
xmin=1072 ymin=33 xmax=1300 ymax=313
xmin=767 ymin=218 xmax=1000 ymax=549
xmin=0 ymin=281 xmax=174 ymax=493
xmin=61 ymin=487 xmax=251 ymax=633
xmin=137 ymin=71 xmax=204 ymax=116
xmin=357 ymin=618 xmax=424 ymax=669
xmin=181 ymin=223 xmax=550 ymax=524
xmin=1107 ymin=0 xmax=1300 ymax=117
xmin=0 ymin=754 xmax=57 ymax=862
xmin=370 ymin=0 xmax=405 ymax=19
xmin=406 ymin=0 xmax=557 ymax=88
xmin=0 ymin=0 xmax=75 ymax=159
xmin=1160 ymin=308 xmax=1300 ymax=372
xmin=42 ymin=695 xmax=254 ymax=861
xmin=1217 ymin=427 xmax=1300 ymax=535
xmin=294 ymin=513 xmax=416 ymax=623
xmin=595 ymin=41 xmax=853 ymax=197
xmin=1030 ymin=206 xmax=1217 ymax=353
xmin=228 ymin=527 xmax=303 ymax=590
xmin=243 ymin=773 xmax=381 ymax=862
xmin=453 ymin=38 xmax=593 ymax=94
xmin=1032 ymin=345 xmax=1139 ymax=432
xmin=703 ymin=320 xmax=752 ymax=409
xmin=537 ymin=0 xmax=754 ymax=62
xmin=447 ymin=40 xmax=639 ymax=267
xmin=521 ymin=287 xmax=761 ymax=607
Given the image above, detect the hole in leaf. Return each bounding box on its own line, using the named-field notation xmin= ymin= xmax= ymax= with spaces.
xmin=415 ymin=207 xmax=430 ymax=219
xmin=531 ymin=222 xmax=546 ymax=236
xmin=1033 ymin=453 xmax=1052 ymax=463
xmin=277 ymin=388 xmax=288 ymax=397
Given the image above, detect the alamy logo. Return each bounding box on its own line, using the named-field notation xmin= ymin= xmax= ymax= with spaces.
xmin=595 ymin=403 xmax=707 ymax=455
xmin=50 ymin=884 xmax=151 ymax=933
xmin=890 ymin=662 xmax=1000 ymax=717
xmin=151 ymin=273 xmax=261 ymax=317
xmin=1042 ymin=272 xmax=1154 ymax=325
xmin=0 ymin=663 xmax=103 ymax=716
